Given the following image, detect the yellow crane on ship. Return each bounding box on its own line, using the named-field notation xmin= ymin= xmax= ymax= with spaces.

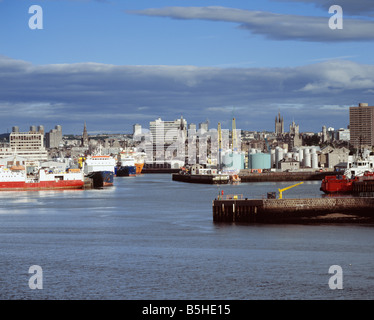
xmin=278 ymin=182 xmax=304 ymax=199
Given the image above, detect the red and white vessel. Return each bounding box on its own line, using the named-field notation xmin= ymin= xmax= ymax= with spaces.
xmin=320 ymin=151 xmax=374 ymax=194
xmin=0 ymin=164 xmax=84 ymax=191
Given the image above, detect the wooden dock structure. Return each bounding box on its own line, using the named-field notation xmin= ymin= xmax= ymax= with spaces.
xmin=213 ymin=196 xmax=374 ymax=223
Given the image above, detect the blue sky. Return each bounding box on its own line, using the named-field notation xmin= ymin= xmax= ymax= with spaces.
xmin=1 ymin=0 xmax=374 ymax=134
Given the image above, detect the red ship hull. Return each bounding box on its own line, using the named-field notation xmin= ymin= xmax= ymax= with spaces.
xmin=320 ymin=172 xmax=374 ymax=194
xmin=320 ymin=177 xmax=355 ymax=193
xmin=0 ymin=180 xmax=84 ymax=191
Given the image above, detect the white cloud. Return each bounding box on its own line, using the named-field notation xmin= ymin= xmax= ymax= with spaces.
xmin=127 ymin=6 xmax=374 ymax=42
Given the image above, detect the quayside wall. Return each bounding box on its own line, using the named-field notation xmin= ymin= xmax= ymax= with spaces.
xmin=212 ymin=197 xmax=374 ymax=223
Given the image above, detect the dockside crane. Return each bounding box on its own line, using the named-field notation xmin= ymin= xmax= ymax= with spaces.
xmin=232 ymin=117 xmax=238 ymax=152
xmin=278 ymin=182 xmax=304 ymax=199
xmin=218 ymin=122 xmax=222 ymax=171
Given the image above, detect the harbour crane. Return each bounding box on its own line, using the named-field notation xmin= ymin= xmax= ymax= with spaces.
xmin=232 ymin=117 xmax=238 ymax=152
xmin=278 ymin=182 xmax=304 ymax=199
xmin=218 ymin=122 xmax=222 ymax=171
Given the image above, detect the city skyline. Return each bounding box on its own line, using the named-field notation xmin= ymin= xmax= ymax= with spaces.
xmin=1 ymin=0 xmax=374 ymax=134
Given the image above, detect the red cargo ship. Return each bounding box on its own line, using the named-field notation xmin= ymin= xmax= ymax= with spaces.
xmin=0 ymin=165 xmax=84 ymax=191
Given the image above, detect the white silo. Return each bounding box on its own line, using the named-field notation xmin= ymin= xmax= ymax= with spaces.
xmin=275 ymin=147 xmax=284 ymax=169
xmin=299 ymin=148 xmax=304 ymax=164
xmin=271 ymin=149 xmax=276 ymax=168
xmin=293 ymin=152 xmax=299 ymax=162
xmin=311 ymin=152 xmax=318 ymax=169
xmin=303 ymin=148 xmax=311 ymax=167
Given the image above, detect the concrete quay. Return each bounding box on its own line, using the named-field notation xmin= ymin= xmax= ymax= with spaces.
xmin=212 ymin=197 xmax=374 ymax=224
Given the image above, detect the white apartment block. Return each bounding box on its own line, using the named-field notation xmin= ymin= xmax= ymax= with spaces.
xmin=0 ymin=131 xmax=48 ymax=161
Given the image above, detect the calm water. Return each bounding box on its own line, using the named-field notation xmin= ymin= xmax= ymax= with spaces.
xmin=1 ymin=174 xmax=374 ymax=300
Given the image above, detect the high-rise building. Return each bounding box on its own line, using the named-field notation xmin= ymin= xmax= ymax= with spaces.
xmin=322 ymin=125 xmax=328 ymax=143
xmin=198 ymin=121 xmax=209 ymax=134
xmin=45 ymin=125 xmax=62 ymax=149
xmin=147 ymin=117 xmax=187 ymax=160
xmin=349 ymin=103 xmax=374 ymax=147
xmin=188 ymin=123 xmax=196 ymax=132
xmin=275 ymin=112 xmax=284 ymax=135
xmin=133 ymin=124 xmax=142 ymax=137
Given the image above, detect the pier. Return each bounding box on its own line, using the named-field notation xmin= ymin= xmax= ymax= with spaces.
xmin=213 ymin=197 xmax=374 ymax=223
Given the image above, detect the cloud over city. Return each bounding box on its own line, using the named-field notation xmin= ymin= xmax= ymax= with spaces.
xmin=0 ymin=56 xmax=372 ymax=133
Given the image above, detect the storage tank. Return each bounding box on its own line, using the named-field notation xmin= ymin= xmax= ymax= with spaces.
xmin=311 ymin=152 xmax=318 ymax=169
xmin=275 ymin=147 xmax=284 ymax=169
xmin=12 ymin=126 xmax=19 ymax=133
xmin=249 ymin=153 xmax=271 ymax=170
xmin=271 ymin=149 xmax=276 ymax=168
xmin=299 ymin=148 xmax=304 ymax=163
xmin=223 ymin=151 xmax=245 ymax=170
xmin=303 ymin=148 xmax=311 ymax=167
xmin=293 ymin=152 xmax=299 ymax=162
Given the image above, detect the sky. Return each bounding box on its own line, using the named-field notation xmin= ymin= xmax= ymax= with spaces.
xmin=1 ymin=0 xmax=374 ymax=134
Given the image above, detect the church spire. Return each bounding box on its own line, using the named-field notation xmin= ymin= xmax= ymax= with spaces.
xmin=81 ymin=122 xmax=89 ymax=147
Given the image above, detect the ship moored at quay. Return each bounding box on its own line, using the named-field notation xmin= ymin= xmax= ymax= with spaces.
xmin=0 ymin=163 xmax=85 ymax=191
xmin=320 ymin=151 xmax=374 ymax=194
xmin=82 ymin=155 xmax=116 ymax=187
xmin=172 ymin=165 xmax=231 ymax=184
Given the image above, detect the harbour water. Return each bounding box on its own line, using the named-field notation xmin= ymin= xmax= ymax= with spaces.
xmin=1 ymin=174 xmax=374 ymax=300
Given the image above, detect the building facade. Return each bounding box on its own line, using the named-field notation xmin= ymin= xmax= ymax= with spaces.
xmin=0 ymin=129 xmax=48 ymax=161
xmin=349 ymin=103 xmax=374 ymax=147
xmin=45 ymin=125 xmax=62 ymax=149
xmin=147 ymin=117 xmax=187 ymax=161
